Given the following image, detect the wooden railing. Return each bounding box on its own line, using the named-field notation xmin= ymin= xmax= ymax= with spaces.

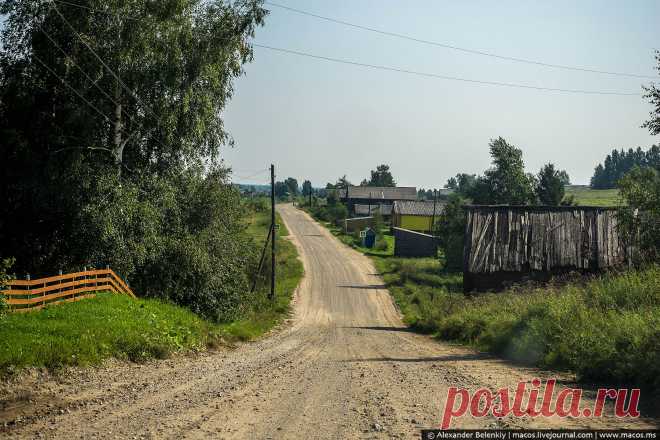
xmin=2 ymin=268 xmax=135 ymax=313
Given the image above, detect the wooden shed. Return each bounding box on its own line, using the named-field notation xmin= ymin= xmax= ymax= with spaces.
xmin=463 ymin=205 xmax=629 ymax=292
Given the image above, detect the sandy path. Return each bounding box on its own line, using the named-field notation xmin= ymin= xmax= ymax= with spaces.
xmin=1 ymin=203 xmax=656 ymax=439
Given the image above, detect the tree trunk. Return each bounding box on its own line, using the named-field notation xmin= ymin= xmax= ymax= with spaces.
xmin=113 ymin=81 xmax=123 ymax=177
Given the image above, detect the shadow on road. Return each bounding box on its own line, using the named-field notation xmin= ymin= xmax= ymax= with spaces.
xmin=341 ymin=353 xmax=490 ymax=363
xmin=342 ymin=325 xmax=412 ymax=333
xmin=337 ymin=283 xmax=387 ymax=290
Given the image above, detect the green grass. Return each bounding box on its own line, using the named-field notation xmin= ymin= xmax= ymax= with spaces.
xmin=218 ymin=208 xmax=303 ymax=341
xmin=0 ymin=294 xmax=220 ymax=374
xmin=565 ymin=186 xmax=622 ymax=207
xmin=375 ymin=255 xmax=660 ymax=391
xmin=0 ymin=203 xmax=304 ymax=374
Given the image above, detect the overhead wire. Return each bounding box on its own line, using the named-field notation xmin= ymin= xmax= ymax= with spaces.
xmin=253 ymin=44 xmax=641 ymax=96
xmin=264 ymin=0 xmax=656 ymax=80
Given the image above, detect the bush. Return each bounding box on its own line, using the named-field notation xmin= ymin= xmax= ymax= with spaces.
xmin=76 ymin=167 xmax=256 ymax=322
xmin=618 ymin=166 xmax=660 ymax=263
xmin=0 ymin=257 xmax=14 ymax=318
xmin=435 ymin=195 xmax=466 ymax=270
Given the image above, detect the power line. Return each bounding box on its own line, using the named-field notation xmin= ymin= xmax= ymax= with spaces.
xmin=232 ymin=168 xmax=270 ymax=181
xmin=253 ymin=43 xmax=641 ymax=96
xmin=33 ymin=53 xmax=112 ymax=122
xmin=51 ymin=0 xmax=141 ymax=20
xmin=39 ymin=26 xmax=122 ymax=111
xmin=51 ymin=1 xmax=159 ymax=121
xmin=264 ymin=1 xmax=656 ymax=80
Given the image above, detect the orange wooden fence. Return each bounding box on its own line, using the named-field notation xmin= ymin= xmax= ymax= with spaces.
xmin=3 ymin=268 xmax=135 ymax=312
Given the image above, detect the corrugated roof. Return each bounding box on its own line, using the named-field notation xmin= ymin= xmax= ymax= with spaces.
xmin=344 ymin=186 xmax=417 ymax=200
xmin=354 ymin=204 xmax=393 ymax=216
xmin=393 ymin=200 xmax=446 ymax=216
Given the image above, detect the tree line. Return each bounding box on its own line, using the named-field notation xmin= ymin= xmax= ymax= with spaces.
xmin=590 ymin=145 xmax=660 ymax=189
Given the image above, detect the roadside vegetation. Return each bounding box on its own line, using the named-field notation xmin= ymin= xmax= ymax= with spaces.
xmin=374 ymin=255 xmax=659 ymax=392
xmin=0 ymin=294 xmax=220 ymax=373
xmin=0 ymin=199 xmax=303 ymax=375
xmin=220 ymin=199 xmax=303 ymax=341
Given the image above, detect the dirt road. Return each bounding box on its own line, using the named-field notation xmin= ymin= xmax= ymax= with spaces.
xmin=2 ymin=204 xmax=656 ymax=438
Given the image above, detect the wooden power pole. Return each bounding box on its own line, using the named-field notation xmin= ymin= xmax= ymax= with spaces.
xmin=270 ymin=164 xmax=276 ymax=300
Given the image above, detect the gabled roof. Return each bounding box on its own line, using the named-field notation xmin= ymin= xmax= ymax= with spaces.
xmin=393 ymin=200 xmax=446 ymax=216
xmin=343 ymin=186 xmax=417 ymax=200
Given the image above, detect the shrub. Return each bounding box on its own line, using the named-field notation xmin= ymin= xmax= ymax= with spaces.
xmin=435 ymin=194 xmax=466 ymax=270
xmin=0 ymin=257 xmax=15 ymax=318
xmin=76 ymin=167 xmax=256 ymax=322
xmin=618 ymin=166 xmax=660 ymax=264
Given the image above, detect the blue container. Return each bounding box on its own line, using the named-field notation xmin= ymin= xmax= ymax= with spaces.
xmin=363 ymin=228 xmax=377 ymax=248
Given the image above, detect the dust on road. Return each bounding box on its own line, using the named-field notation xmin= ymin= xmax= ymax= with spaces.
xmin=1 ymin=203 xmax=656 ymax=439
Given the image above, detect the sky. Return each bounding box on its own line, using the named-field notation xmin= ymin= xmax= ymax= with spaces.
xmin=223 ymin=0 xmax=660 ymax=188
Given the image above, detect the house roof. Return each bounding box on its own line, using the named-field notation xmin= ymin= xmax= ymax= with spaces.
xmin=393 ymin=200 xmax=446 ymax=216
xmin=343 ymin=186 xmax=417 ymax=200
xmin=354 ymin=204 xmax=393 ymax=216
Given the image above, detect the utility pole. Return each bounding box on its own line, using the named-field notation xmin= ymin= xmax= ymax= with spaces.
xmin=431 ymin=189 xmax=438 ymax=234
xmin=309 ymin=183 xmax=312 ymax=207
xmin=270 ymin=164 xmax=276 ymax=300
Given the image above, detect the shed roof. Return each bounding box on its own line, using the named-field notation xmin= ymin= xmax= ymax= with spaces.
xmin=343 ymin=186 xmax=417 ymax=200
xmin=393 ymin=200 xmax=445 ymax=216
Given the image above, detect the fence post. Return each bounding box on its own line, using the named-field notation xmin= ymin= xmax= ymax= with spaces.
xmin=58 ymin=269 xmax=63 ymax=305
xmin=26 ymin=273 xmax=31 ymax=312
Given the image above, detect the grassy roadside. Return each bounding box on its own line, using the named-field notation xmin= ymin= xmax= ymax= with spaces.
xmin=300 ymin=205 xmax=660 ymax=392
xmin=0 ymin=203 xmax=303 ymax=375
xmin=0 ymin=294 xmax=220 ymax=373
xmin=217 ymin=207 xmax=303 ymax=341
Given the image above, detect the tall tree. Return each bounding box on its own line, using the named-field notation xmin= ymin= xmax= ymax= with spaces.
xmin=301 ymin=180 xmax=312 ymax=196
xmin=536 ymin=163 xmax=567 ymax=206
xmin=469 ymin=137 xmax=536 ymax=205
xmin=0 ymin=1 xmax=270 ymax=322
xmin=284 ymin=177 xmax=299 ymax=196
xmin=642 ymin=50 xmax=660 ymax=136
xmin=368 ymin=164 xmax=396 ymax=187
xmin=336 ymin=175 xmax=351 ymax=189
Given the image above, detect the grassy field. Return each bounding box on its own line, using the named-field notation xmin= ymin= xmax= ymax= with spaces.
xmin=0 ymin=203 xmax=303 ymax=374
xmin=565 ymin=186 xmax=622 ymax=206
xmin=302 ymin=206 xmax=660 ymax=391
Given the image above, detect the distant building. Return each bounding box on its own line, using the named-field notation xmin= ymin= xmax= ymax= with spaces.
xmin=391 ymin=200 xmax=445 ymax=233
xmin=339 ymin=186 xmax=417 ymax=214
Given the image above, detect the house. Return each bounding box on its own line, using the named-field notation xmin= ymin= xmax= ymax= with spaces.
xmin=339 ymin=186 xmax=417 ymax=214
xmin=391 ymin=200 xmax=445 ymax=233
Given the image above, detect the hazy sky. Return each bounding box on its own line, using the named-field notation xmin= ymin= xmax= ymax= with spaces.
xmin=223 ymin=0 xmax=659 ymax=187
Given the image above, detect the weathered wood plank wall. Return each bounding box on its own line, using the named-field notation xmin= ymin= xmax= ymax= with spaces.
xmin=463 ymin=206 xmax=628 ymax=291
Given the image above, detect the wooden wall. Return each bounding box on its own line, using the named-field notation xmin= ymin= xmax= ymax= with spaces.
xmin=463 ymin=206 xmax=629 ymax=291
